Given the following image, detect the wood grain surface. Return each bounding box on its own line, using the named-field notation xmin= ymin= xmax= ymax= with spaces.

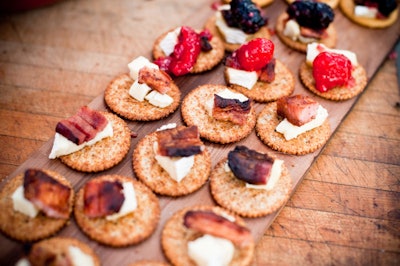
xmin=0 ymin=0 xmax=399 ymax=265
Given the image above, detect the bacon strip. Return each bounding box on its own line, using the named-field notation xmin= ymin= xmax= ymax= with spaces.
xmin=258 ymin=58 xmax=276 ymax=83
xmin=138 ymin=66 xmax=172 ymax=94
xmin=23 ymin=169 xmax=71 ymax=219
xmin=300 ymin=26 xmax=327 ymax=39
xmin=184 ymin=210 xmax=253 ymax=247
xmin=77 ymin=106 xmax=108 ymax=131
xmin=157 ymin=126 xmax=203 ymax=157
xmin=277 ymin=94 xmax=319 ymax=126
xmin=83 ymin=180 xmax=124 ymax=218
xmin=212 ymin=95 xmax=251 ymax=125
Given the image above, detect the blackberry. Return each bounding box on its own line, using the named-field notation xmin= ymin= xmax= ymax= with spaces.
xmin=378 ymin=0 xmax=397 ymax=17
xmin=222 ymin=0 xmax=266 ymax=34
xmin=287 ymin=0 xmax=334 ymax=31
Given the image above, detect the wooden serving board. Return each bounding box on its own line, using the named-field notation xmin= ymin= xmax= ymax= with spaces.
xmin=0 ymin=1 xmax=399 ymax=265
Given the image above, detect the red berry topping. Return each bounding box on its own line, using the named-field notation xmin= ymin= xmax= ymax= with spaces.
xmin=225 ymin=38 xmax=274 ymax=71
xmin=312 ymin=52 xmax=352 ymax=92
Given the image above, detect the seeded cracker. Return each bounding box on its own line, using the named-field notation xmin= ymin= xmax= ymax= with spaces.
xmin=275 ymin=12 xmax=337 ymax=53
xmin=0 ymin=170 xmax=74 ymax=242
xmin=27 ymin=237 xmax=100 ymax=266
xmin=256 ymin=101 xmax=331 ymax=155
xmin=104 ymin=73 xmax=181 ymax=121
xmin=132 ymin=126 xmax=211 ymax=197
xmin=204 ymin=15 xmax=271 ymax=53
xmin=339 ymin=0 xmax=399 ymax=28
xmin=152 ymin=28 xmax=225 ymax=74
xmin=299 ymin=61 xmax=367 ymax=101
xmin=74 ymin=175 xmax=160 ymax=247
xmin=161 ymin=205 xmax=255 ymax=266
xmin=59 ymin=112 xmax=131 ymax=172
xmin=181 ymin=84 xmax=256 ymax=144
xmin=225 ymin=59 xmax=295 ymax=102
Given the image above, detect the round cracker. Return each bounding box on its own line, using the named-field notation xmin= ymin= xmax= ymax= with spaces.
xmin=210 ymin=156 xmax=292 ymax=218
xmin=339 ymin=0 xmax=399 ymax=28
xmin=0 ymin=169 xmax=74 ymax=242
xmin=222 ymin=0 xmax=274 ymax=7
xmin=132 ymin=126 xmax=211 ymax=197
xmin=256 ymin=101 xmax=331 ymax=155
xmin=299 ymin=61 xmax=367 ymax=101
xmin=225 ymin=59 xmax=295 ymax=102
xmin=285 ymin=0 xmax=339 ymax=9
xmin=275 ymin=12 xmax=337 ymax=53
xmin=152 ymin=28 xmax=225 ymax=74
xmin=74 ymin=175 xmax=160 ymax=247
xmin=104 ymin=73 xmax=181 ymax=121
xmin=27 ymin=237 xmax=100 ymax=266
xmin=59 ymin=112 xmax=131 ymax=172
xmin=204 ymin=14 xmax=271 ymax=52
xmin=161 ymin=205 xmax=255 ymax=266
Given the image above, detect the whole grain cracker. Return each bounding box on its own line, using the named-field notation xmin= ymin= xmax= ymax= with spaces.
xmin=132 ymin=126 xmax=211 ymax=197
xmin=104 ymin=74 xmax=181 ymax=121
xmin=152 ymin=28 xmax=225 ymax=74
xmin=299 ymin=61 xmax=367 ymax=101
xmin=275 ymin=12 xmax=337 ymax=53
xmin=225 ymin=59 xmax=295 ymax=102
xmin=27 ymin=237 xmax=100 ymax=266
xmin=59 ymin=111 xmax=131 ymax=172
xmin=286 ymin=0 xmax=339 ymax=9
xmin=339 ymin=0 xmax=399 ymax=28
xmin=222 ymin=0 xmax=274 ymax=7
xmin=256 ymin=101 xmax=331 ymax=155
xmin=181 ymin=84 xmax=256 ymax=144
xmin=210 ymin=156 xmax=292 ymax=218
xmin=204 ymin=15 xmax=271 ymax=52
xmin=74 ymin=175 xmax=160 ymax=247
xmin=0 ymin=169 xmax=74 ymax=242
xmin=161 ymin=205 xmax=255 ymax=266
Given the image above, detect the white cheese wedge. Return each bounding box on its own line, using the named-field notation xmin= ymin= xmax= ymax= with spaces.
xmin=105 ymin=182 xmax=137 ymax=221
xmin=159 ymin=27 xmax=181 ymax=56
xmin=11 ymin=186 xmax=39 ymax=218
xmin=144 ymin=90 xmax=174 ymax=108
xmin=306 ymin=42 xmax=358 ymax=66
xmin=276 ymin=105 xmax=328 ymax=140
xmin=354 ymin=5 xmax=378 ymax=18
xmin=226 ymin=67 xmax=258 ymax=90
xmin=188 ymin=234 xmax=234 ymax=266
xmin=153 ymin=142 xmax=194 ymax=183
xmin=215 ymin=9 xmax=249 ymax=44
xmin=49 ymin=121 xmax=113 ymax=159
xmin=68 ymin=246 xmax=95 ymax=266
xmin=127 ymin=56 xmax=159 ymax=80
xmin=245 ymin=159 xmax=283 ymax=191
xmin=157 ymin=123 xmax=177 ymax=131
xmin=128 ymin=80 xmax=152 ymax=102
xmin=283 ymin=19 xmax=300 ymax=41
xmin=15 ymin=258 xmax=30 ymax=266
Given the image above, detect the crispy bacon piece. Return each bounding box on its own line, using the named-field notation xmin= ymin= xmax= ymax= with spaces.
xmin=258 ymin=58 xmax=276 ymax=83
xmin=300 ymin=26 xmax=327 ymax=40
xmin=28 ymin=245 xmax=71 ymax=266
xmin=83 ymin=180 xmax=124 ymax=218
xmin=157 ymin=126 xmax=204 ymax=157
xmin=55 ymin=106 xmax=108 ymax=145
xmin=23 ymin=169 xmax=71 ymax=219
xmin=138 ymin=66 xmax=172 ymax=94
xmin=228 ymin=146 xmax=274 ymax=185
xmin=212 ymin=95 xmax=251 ymax=125
xmin=184 ymin=210 xmax=253 ymax=247
xmin=277 ymin=94 xmax=319 ymax=126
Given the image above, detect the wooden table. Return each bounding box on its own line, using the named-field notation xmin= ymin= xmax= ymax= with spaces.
xmin=0 ymin=0 xmax=399 ymax=265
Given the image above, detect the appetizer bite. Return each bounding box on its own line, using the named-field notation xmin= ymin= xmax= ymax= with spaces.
xmin=256 ymin=94 xmax=331 ymax=155
xmin=49 ymin=106 xmax=131 ymax=172
xmin=205 ymin=0 xmax=270 ymax=52
xmin=105 ymin=56 xmax=181 ymax=121
xmin=299 ymin=42 xmax=367 ymax=101
xmin=285 ymin=0 xmax=339 ymax=9
xmin=15 ymin=237 xmax=100 ymax=266
xmin=339 ymin=0 xmax=399 ymax=28
xmin=74 ymin=175 xmax=160 ymax=247
xmin=133 ymin=124 xmax=211 ymax=197
xmin=224 ymin=38 xmax=295 ymax=102
xmin=181 ymin=85 xmax=256 ymax=144
xmin=0 ymin=169 xmax=74 ymax=242
xmin=152 ymin=26 xmax=224 ymax=76
xmin=210 ymin=146 xmax=292 ymax=217
xmin=276 ymin=0 xmax=337 ymax=52
xmin=161 ymin=205 xmax=255 ymax=266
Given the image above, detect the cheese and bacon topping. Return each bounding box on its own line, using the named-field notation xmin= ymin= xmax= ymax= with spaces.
xmin=137 ymin=66 xmax=172 ymax=94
